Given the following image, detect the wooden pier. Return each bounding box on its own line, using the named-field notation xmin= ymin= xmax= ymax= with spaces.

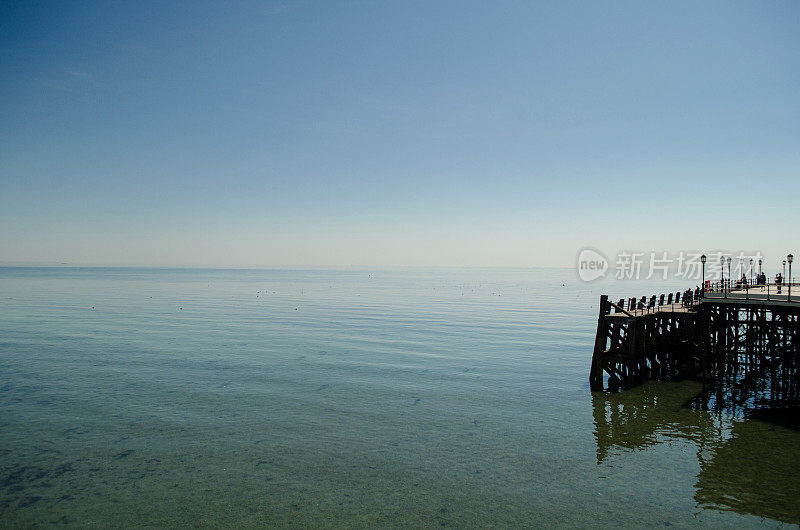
xmin=589 ymin=285 xmax=800 ymax=408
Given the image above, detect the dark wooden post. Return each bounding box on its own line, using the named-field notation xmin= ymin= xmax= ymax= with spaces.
xmin=590 ymin=295 xmax=610 ymax=390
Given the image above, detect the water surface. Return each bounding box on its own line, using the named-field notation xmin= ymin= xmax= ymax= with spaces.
xmin=0 ymin=267 xmax=797 ymax=527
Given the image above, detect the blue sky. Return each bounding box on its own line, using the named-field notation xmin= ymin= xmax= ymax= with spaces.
xmin=1 ymin=1 xmax=798 ymax=268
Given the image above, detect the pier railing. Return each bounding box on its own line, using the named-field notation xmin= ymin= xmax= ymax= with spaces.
xmin=609 ymin=288 xmax=702 ymax=316
xmin=704 ymin=280 xmax=800 ymax=302
xmin=608 ymin=282 xmax=800 ymax=316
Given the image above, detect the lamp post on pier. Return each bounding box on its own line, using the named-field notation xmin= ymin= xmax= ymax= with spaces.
xmin=749 ymin=258 xmax=753 ymax=285
xmin=759 ymin=258 xmax=762 ymax=278
xmin=720 ymin=255 xmax=726 ymax=297
xmin=727 ymin=257 xmax=732 ymax=294
xmin=701 ymin=254 xmax=707 ymax=296
xmin=789 ymin=254 xmax=794 ymax=300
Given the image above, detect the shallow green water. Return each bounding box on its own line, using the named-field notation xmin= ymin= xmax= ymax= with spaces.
xmin=0 ymin=268 xmax=797 ymax=527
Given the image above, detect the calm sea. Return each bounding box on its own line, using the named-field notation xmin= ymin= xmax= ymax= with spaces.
xmin=0 ymin=267 xmax=797 ymax=527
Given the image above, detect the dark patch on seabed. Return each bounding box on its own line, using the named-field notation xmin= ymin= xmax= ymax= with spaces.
xmin=0 ymin=461 xmax=74 ymax=512
xmin=115 ymin=449 xmax=135 ymax=459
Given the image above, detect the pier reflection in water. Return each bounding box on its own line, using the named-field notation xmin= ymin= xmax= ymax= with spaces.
xmin=592 ymin=381 xmax=800 ymax=525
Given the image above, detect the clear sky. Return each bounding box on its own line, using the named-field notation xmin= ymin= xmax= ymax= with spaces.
xmin=1 ymin=1 xmax=798 ymax=268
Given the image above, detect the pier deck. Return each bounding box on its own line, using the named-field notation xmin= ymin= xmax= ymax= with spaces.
xmin=590 ymin=286 xmax=800 ymax=408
